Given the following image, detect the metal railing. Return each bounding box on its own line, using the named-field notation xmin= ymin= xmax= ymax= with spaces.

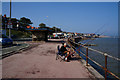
xmin=68 ymin=38 xmax=120 ymax=80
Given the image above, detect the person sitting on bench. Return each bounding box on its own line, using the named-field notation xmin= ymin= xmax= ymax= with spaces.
xmin=60 ymin=43 xmax=71 ymax=62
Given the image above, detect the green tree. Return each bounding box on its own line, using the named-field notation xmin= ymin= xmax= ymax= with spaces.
xmin=39 ymin=23 xmax=46 ymax=28
xmin=19 ymin=17 xmax=33 ymax=28
xmin=51 ymin=26 xmax=62 ymax=33
xmin=11 ymin=18 xmax=19 ymax=29
xmin=2 ymin=15 xmax=9 ymax=29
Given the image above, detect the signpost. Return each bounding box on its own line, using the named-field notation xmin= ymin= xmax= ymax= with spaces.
xmin=7 ymin=20 xmax=12 ymax=29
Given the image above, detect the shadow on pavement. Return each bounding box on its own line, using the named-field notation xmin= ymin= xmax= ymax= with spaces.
xmin=2 ymin=44 xmax=22 ymax=48
xmin=47 ymin=40 xmax=65 ymax=43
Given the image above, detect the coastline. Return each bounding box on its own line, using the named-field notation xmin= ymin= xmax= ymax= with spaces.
xmin=99 ymin=35 xmax=111 ymax=38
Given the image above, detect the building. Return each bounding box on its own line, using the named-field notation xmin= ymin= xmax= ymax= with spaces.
xmin=26 ymin=27 xmax=51 ymax=41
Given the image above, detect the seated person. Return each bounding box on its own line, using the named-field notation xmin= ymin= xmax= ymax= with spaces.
xmin=60 ymin=43 xmax=71 ymax=62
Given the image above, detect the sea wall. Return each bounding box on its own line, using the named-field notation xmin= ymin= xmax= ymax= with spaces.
xmin=67 ymin=38 xmax=104 ymax=79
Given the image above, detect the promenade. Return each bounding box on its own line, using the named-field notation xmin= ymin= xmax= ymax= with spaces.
xmin=2 ymin=39 xmax=95 ymax=79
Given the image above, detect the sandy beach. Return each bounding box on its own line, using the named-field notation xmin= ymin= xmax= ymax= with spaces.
xmin=2 ymin=39 xmax=95 ymax=79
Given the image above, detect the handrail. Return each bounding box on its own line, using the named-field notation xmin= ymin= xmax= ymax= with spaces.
xmin=84 ymin=46 xmax=120 ymax=61
xmin=68 ymin=38 xmax=120 ymax=80
xmin=68 ymin=38 xmax=120 ymax=61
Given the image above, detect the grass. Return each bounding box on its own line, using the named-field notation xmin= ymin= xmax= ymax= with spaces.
xmin=5 ymin=29 xmax=32 ymax=39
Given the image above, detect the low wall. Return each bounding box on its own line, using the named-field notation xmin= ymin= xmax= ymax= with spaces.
xmin=32 ymin=31 xmax=48 ymax=41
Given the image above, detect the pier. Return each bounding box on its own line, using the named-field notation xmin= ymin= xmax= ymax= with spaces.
xmin=1 ymin=38 xmax=119 ymax=79
xmin=2 ymin=39 xmax=96 ymax=79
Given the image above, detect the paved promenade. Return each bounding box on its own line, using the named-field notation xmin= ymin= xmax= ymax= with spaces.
xmin=2 ymin=39 xmax=95 ymax=79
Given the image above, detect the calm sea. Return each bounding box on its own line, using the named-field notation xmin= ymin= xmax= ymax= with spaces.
xmin=77 ymin=37 xmax=120 ymax=79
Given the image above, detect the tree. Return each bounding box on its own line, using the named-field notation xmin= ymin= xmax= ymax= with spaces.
xmin=2 ymin=15 xmax=9 ymax=29
xmin=19 ymin=17 xmax=33 ymax=28
xmin=51 ymin=26 xmax=62 ymax=33
xmin=11 ymin=18 xmax=19 ymax=29
xmin=2 ymin=15 xmax=19 ymax=29
xmin=39 ymin=23 xmax=46 ymax=27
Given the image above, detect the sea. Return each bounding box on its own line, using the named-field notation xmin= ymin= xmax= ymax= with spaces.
xmin=77 ymin=37 xmax=120 ymax=79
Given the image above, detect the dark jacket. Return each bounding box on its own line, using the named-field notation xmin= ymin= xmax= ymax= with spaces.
xmin=60 ymin=46 xmax=67 ymax=53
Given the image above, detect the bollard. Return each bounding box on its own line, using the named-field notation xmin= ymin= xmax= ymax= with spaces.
xmin=86 ymin=47 xmax=88 ymax=66
xmin=105 ymin=53 xmax=107 ymax=80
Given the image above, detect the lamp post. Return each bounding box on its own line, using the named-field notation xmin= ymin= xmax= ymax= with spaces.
xmin=9 ymin=0 xmax=11 ymax=38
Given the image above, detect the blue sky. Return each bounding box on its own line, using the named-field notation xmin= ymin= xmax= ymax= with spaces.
xmin=2 ymin=2 xmax=118 ymax=36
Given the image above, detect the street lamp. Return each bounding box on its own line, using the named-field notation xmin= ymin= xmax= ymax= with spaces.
xmin=9 ymin=0 xmax=11 ymax=38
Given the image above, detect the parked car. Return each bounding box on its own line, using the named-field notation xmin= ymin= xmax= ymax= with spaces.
xmin=0 ymin=34 xmax=13 ymax=46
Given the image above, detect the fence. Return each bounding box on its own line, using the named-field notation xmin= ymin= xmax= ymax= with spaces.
xmin=68 ymin=38 xmax=120 ymax=80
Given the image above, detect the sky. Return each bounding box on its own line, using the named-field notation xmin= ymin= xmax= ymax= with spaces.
xmin=2 ymin=2 xmax=119 ymax=36
xmin=1 ymin=0 xmax=120 ymax=2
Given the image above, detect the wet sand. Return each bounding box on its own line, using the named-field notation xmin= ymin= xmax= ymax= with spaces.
xmin=2 ymin=39 xmax=95 ymax=79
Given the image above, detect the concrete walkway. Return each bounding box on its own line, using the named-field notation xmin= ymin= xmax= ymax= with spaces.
xmin=2 ymin=39 xmax=95 ymax=79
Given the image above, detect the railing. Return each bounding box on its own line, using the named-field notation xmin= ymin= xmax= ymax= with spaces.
xmin=68 ymin=38 xmax=120 ymax=80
